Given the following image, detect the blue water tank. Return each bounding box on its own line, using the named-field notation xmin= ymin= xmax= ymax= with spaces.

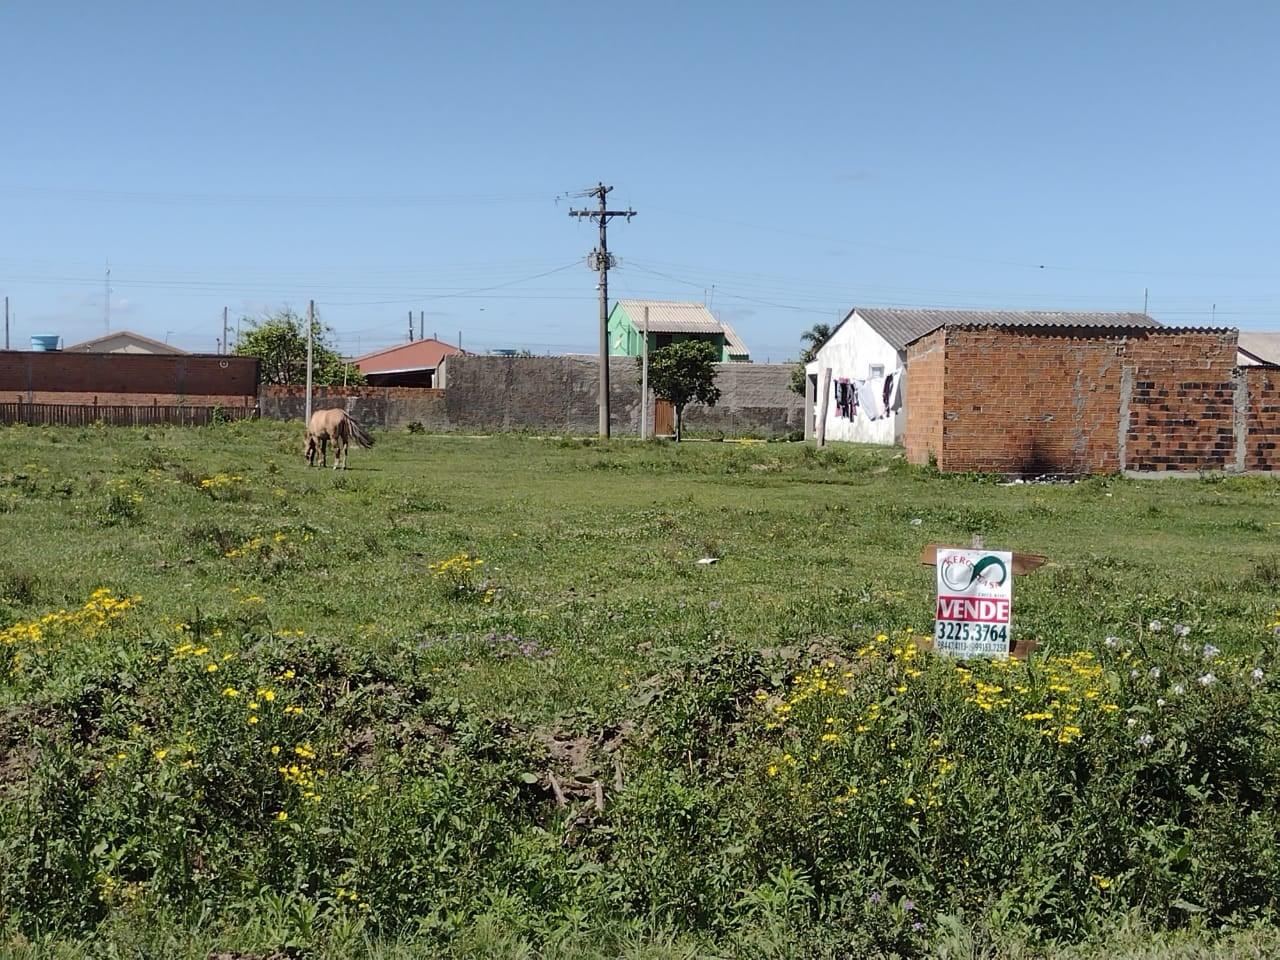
xmin=30 ymin=335 xmax=62 ymax=352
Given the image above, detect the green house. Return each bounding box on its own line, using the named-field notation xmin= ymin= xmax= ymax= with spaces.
xmin=607 ymin=300 xmax=751 ymax=362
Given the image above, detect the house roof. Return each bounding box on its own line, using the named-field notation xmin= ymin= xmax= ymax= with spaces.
xmin=720 ymin=321 xmax=750 ymax=357
xmin=352 ymin=338 xmax=463 ymax=374
xmin=1238 ymin=332 xmax=1280 ymax=366
xmin=615 ymin=300 xmax=724 ymax=334
xmin=849 ymin=308 xmax=1160 ymax=351
xmin=64 ymin=330 xmax=188 ymax=354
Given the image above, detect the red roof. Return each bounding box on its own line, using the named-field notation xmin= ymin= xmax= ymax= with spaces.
xmin=352 ymin=338 xmax=463 ymax=375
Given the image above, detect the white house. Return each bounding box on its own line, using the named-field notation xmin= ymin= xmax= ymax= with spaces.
xmin=805 ymin=307 xmax=1160 ymax=445
xmin=1237 ymin=332 xmax=1280 ymax=367
xmin=65 ymin=330 xmax=187 ymax=355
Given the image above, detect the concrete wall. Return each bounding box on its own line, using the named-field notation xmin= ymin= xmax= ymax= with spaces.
xmin=904 ymin=327 xmax=1275 ymax=474
xmin=805 ymin=312 xmax=906 ymax=444
xmin=440 ymin=355 xmax=803 ymax=436
xmin=259 ymin=385 xmax=447 ymax=428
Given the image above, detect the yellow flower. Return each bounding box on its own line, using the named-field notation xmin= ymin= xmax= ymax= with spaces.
xmin=766 ymin=764 xmax=779 ymax=777
xmin=904 ymin=796 xmax=916 ymax=806
xmin=274 ymin=811 xmax=288 ymax=822
xmin=820 ymin=732 xmax=840 ymax=744
xmin=154 ymin=748 xmax=168 ymax=761
xmin=270 ymin=745 xmax=281 ymax=756
xmin=222 ymin=687 xmax=240 ymax=698
xmin=1092 ymin=874 xmax=1112 ymax=890
xmin=259 ymin=689 xmax=276 ymax=702
xmin=205 ymin=663 xmax=219 ymax=673
xmin=247 ymin=716 xmax=260 ymax=725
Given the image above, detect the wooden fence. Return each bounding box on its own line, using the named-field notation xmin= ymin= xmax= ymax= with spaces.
xmin=0 ymin=401 xmax=256 ymax=427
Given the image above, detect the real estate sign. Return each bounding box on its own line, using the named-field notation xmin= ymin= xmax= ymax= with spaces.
xmin=934 ymin=548 xmax=1013 ymax=659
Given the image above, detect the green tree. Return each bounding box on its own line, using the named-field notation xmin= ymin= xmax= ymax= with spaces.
xmin=789 ymin=322 xmax=834 ymax=395
xmin=232 ymin=307 xmax=364 ymax=386
xmin=641 ymin=339 xmax=721 ymax=441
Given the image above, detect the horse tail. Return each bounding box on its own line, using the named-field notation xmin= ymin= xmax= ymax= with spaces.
xmin=345 ymin=412 xmax=375 ymax=448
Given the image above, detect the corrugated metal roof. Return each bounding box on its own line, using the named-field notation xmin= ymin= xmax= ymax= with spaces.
xmin=1238 ymin=331 xmax=1280 ymax=366
xmin=615 ymin=300 xmax=723 ymax=334
xmin=720 ymin=321 xmax=751 ymax=358
xmin=352 ymin=337 xmax=463 ymax=374
xmin=852 ymin=308 xmax=1160 ymax=350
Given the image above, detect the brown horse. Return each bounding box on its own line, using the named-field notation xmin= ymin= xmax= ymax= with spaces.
xmin=304 ymin=408 xmax=374 ymax=469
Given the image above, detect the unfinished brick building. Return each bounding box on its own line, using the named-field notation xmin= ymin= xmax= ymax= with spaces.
xmin=904 ymin=323 xmax=1279 ymax=474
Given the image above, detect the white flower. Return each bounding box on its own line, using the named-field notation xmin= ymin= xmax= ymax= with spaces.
xmin=1174 ymin=624 xmax=1191 ymax=638
xmin=1126 ymin=717 xmax=1138 ymax=728
xmin=1135 ymin=734 xmax=1155 ymax=750
xmin=1149 ymin=620 xmax=1163 ymax=632
xmin=1202 ymin=644 xmax=1220 ymax=661
xmin=1156 ymin=698 xmax=1167 ymax=708
xmin=1148 ymin=666 xmax=1162 ymax=680
xmin=1251 ymin=667 xmax=1265 ymax=684
xmin=1104 ymin=636 xmax=1121 ymax=649
xmin=1198 ymin=673 xmax=1216 ymax=687
xmin=1172 ymin=684 xmax=1185 ymax=696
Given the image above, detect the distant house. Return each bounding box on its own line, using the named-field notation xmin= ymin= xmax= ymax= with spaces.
xmin=1237 ymin=332 xmax=1280 ymax=366
xmin=65 ymin=330 xmax=187 ymax=355
xmin=607 ymin=300 xmax=750 ymax=362
xmin=805 ymin=307 xmax=1160 ymax=445
xmin=352 ymin=337 xmax=463 ymax=387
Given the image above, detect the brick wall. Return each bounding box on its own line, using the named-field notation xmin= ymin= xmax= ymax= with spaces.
xmin=906 ymin=327 xmax=1267 ymax=475
xmin=9 ymin=392 xmax=254 ymax=407
xmin=905 ymin=329 xmax=945 ymax=468
xmin=1121 ymin=332 xmax=1238 ymax=471
xmin=0 ymin=351 xmax=259 ymax=400
xmin=1244 ymin=366 xmax=1280 ymax=472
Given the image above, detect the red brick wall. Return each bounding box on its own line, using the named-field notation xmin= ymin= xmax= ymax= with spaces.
xmin=905 ymin=330 xmax=946 ymax=467
xmin=0 ymin=351 xmax=259 ymax=398
xmin=930 ymin=329 xmax=1130 ymax=474
xmin=919 ymin=328 xmax=1242 ymax=475
xmin=1244 ymin=366 xmax=1280 ymax=472
xmin=10 ymin=392 xmax=254 ymax=407
xmin=1121 ymin=333 xmax=1238 ymax=471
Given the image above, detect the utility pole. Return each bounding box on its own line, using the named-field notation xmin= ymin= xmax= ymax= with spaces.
xmin=222 ymin=306 xmax=229 ymax=355
xmin=419 ymin=311 xmax=425 ymax=341
xmin=407 ymin=311 xmax=414 ymax=342
xmin=1143 ymin=288 xmax=1149 ymax=316
xmin=305 ymin=300 xmax=315 ymax=426
xmin=640 ymin=304 xmax=650 ymax=439
xmin=104 ymin=262 xmax=111 ymax=334
xmin=569 ymin=182 xmax=636 ymax=438
xmin=4 ymin=296 xmax=8 ymax=351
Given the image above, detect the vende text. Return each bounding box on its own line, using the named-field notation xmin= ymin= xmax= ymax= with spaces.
xmin=936 ymin=595 xmax=1010 ymax=623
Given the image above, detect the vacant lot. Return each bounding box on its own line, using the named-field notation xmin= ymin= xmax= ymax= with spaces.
xmin=1 ymin=423 xmax=1277 ymax=958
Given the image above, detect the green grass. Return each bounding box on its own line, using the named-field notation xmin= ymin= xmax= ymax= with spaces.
xmin=0 ymin=422 xmax=1278 ymax=958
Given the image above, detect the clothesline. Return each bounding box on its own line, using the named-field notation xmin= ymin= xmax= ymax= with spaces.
xmin=828 ymin=367 xmax=903 ymax=422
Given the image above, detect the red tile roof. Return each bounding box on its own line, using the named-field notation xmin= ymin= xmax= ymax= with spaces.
xmin=352 ymin=338 xmax=463 ymax=374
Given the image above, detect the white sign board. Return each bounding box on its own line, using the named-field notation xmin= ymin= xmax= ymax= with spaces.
xmin=934 ymin=548 xmax=1013 ymax=659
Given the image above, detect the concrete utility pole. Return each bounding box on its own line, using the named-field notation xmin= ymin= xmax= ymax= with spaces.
xmin=305 ymin=300 xmax=315 ymax=426
xmin=640 ymin=304 xmax=650 ymax=439
xmin=4 ymin=296 xmax=8 ymax=350
xmin=569 ymin=182 xmax=636 ymax=438
xmin=419 ymin=311 xmax=425 ymax=341
xmin=222 ymin=306 xmax=229 ymax=355
xmin=407 ymin=311 xmax=414 ymax=342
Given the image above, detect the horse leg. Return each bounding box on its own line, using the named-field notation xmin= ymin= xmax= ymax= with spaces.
xmin=320 ymin=436 xmax=328 ymax=468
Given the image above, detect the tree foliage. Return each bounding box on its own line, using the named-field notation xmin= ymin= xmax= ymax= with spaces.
xmin=789 ymin=322 xmax=834 ymax=395
xmin=232 ymin=307 xmax=364 ymax=387
xmin=641 ymin=339 xmax=721 ymax=441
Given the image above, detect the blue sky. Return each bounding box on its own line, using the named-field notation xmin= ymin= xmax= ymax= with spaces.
xmin=3 ymin=1 xmax=1278 ymax=360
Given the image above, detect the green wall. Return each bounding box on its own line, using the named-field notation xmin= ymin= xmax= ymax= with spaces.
xmin=607 ymin=303 xmax=730 ymax=360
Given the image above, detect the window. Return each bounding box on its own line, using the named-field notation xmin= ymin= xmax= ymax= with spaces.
xmin=869 ymin=364 xmax=885 ymax=379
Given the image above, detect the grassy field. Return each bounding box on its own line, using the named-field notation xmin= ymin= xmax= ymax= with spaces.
xmin=1 ymin=421 xmax=1278 ymax=958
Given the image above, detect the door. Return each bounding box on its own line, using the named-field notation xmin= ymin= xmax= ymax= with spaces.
xmin=654 ymin=399 xmax=675 ymax=437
